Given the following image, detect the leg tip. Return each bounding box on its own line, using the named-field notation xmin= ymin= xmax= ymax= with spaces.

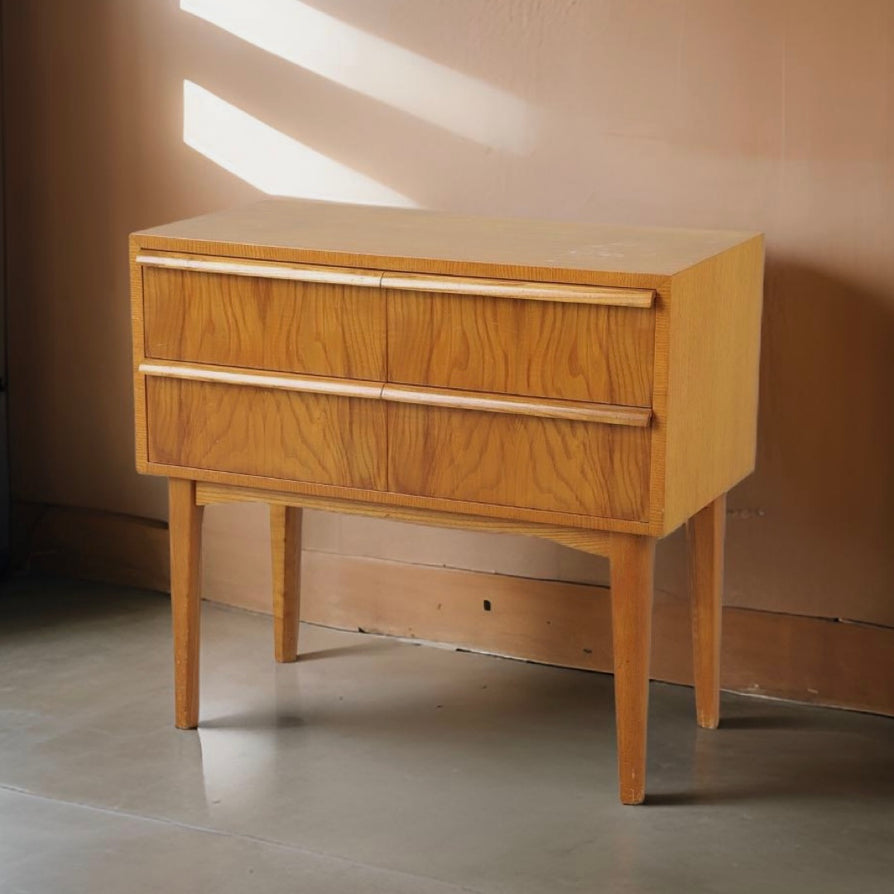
xmin=274 ymin=641 xmax=299 ymax=663
xmin=175 ymin=709 xmax=199 ymax=729
xmin=619 ymin=772 xmax=646 ymax=805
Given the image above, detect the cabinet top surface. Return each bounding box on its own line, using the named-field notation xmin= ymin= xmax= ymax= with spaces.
xmin=134 ymin=198 xmax=761 ymax=280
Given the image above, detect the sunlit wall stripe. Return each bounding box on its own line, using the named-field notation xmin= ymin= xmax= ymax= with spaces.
xmin=181 ymin=0 xmax=533 ymax=154
xmin=183 ymin=80 xmax=415 ymax=207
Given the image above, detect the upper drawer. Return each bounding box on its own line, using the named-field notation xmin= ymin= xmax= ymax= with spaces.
xmin=385 ymin=275 xmax=655 ymax=407
xmin=139 ymin=253 xmax=386 ymax=381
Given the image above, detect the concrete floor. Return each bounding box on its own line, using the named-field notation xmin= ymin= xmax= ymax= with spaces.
xmin=2 ymin=578 xmax=894 ymax=894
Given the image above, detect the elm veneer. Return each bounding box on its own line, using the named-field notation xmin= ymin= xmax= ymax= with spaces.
xmin=130 ymin=198 xmax=764 ymax=805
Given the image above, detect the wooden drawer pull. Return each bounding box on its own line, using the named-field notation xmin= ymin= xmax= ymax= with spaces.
xmin=140 ymin=362 xmax=651 ymax=426
xmin=136 ymin=254 xmax=382 ymax=288
xmin=381 ymin=272 xmax=654 ymax=308
xmin=381 ymin=384 xmax=651 ymax=427
xmin=139 ymin=361 xmax=383 ymax=400
xmin=137 ymin=254 xmax=652 ymax=307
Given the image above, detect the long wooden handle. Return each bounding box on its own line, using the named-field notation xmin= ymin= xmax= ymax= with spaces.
xmin=136 ymin=253 xmax=381 ymax=288
xmin=381 ymin=383 xmax=651 ymax=426
xmin=381 ymin=272 xmax=654 ymax=308
xmin=139 ymin=361 xmax=651 ymax=427
xmin=138 ymin=361 xmax=384 ymax=400
xmin=136 ymin=253 xmax=654 ymax=307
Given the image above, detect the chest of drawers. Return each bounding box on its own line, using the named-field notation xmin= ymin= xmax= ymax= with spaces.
xmin=131 ymin=198 xmax=764 ymax=804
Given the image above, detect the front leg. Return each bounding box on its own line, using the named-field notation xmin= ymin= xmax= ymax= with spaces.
xmin=609 ymin=533 xmax=656 ymax=805
xmin=168 ymin=478 xmax=204 ymax=729
xmin=270 ymin=504 xmax=303 ymax=662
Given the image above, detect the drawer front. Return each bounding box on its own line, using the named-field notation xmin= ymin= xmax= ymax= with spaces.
xmin=387 ymin=403 xmax=650 ymax=520
xmin=386 ymin=289 xmax=654 ymax=407
xmin=143 ymin=265 xmax=386 ymax=380
xmin=146 ymin=377 xmax=386 ymax=490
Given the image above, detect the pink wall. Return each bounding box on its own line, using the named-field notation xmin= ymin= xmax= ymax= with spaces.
xmin=5 ymin=0 xmax=894 ymax=626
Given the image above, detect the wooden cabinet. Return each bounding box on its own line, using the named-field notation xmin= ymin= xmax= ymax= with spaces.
xmin=131 ymin=198 xmax=764 ymax=805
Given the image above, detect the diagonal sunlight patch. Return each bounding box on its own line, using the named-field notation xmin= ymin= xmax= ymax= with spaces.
xmin=181 ymin=0 xmax=534 ymax=154
xmin=183 ymin=80 xmax=415 ymax=206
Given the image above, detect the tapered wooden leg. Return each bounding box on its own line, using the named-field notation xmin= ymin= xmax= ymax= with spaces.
xmin=270 ymin=504 xmax=302 ymax=663
xmin=168 ymin=479 xmax=204 ymax=729
xmin=609 ymin=533 xmax=655 ymax=805
xmin=686 ymin=494 xmax=726 ymax=730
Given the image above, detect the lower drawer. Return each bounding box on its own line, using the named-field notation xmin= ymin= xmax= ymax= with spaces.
xmin=387 ymin=404 xmax=650 ymax=520
xmin=146 ymin=377 xmax=387 ymax=490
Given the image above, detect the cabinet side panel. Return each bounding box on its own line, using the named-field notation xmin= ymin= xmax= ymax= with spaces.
xmin=662 ymin=236 xmax=765 ymax=533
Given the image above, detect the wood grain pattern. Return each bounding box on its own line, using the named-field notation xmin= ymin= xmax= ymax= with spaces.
xmin=387 ymin=289 xmax=654 ymax=407
xmin=609 ymin=534 xmax=655 ymax=805
xmin=146 ymin=378 xmax=387 ymax=491
xmin=270 ymin=504 xmax=302 ymax=663
xmin=381 ymin=383 xmax=651 ymax=426
xmin=195 ymin=482 xmax=613 ymax=556
xmin=687 ymin=495 xmax=725 ymax=729
xmin=380 ymin=271 xmax=654 ymax=307
xmin=661 ymin=235 xmax=764 ymax=533
xmin=168 ymin=478 xmax=203 ymax=729
xmin=134 ymin=198 xmax=759 ymax=283
xmin=388 ymin=403 xmax=650 ymax=520
xmin=143 ymin=266 xmax=385 ymax=380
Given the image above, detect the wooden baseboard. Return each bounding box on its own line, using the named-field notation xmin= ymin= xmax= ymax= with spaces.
xmin=16 ymin=502 xmax=894 ymax=718
xmin=296 ymin=551 xmax=894 ymax=718
xmin=14 ymin=501 xmax=170 ymax=593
